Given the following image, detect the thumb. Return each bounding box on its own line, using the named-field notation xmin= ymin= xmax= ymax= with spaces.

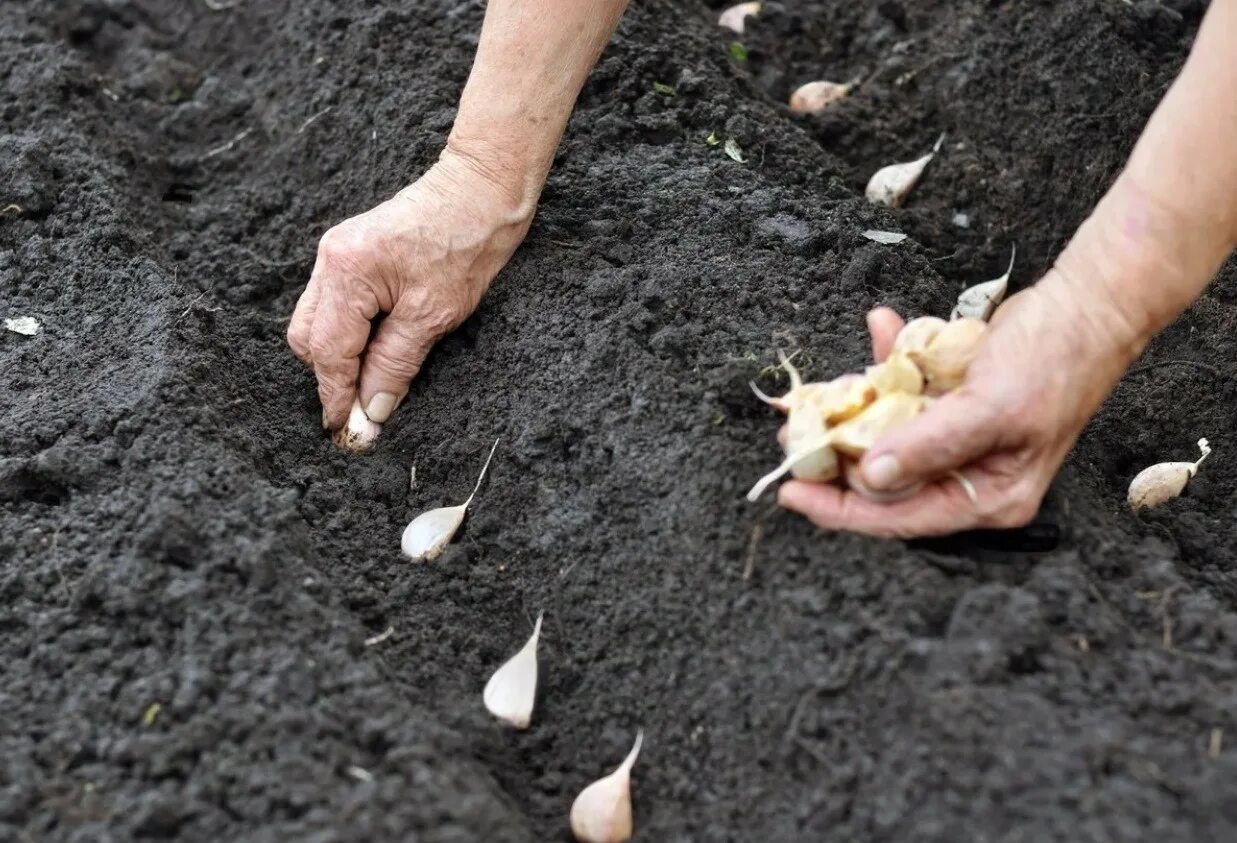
xmin=859 ymin=388 xmax=1004 ymax=491
xmin=357 ymin=304 xmax=438 ymax=423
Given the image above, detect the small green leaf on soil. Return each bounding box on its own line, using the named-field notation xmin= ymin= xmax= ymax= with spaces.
xmin=705 ymin=131 xmax=721 ymax=146
xmin=652 ymin=82 xmax=676 ymax=96
xmin=728 ymin=41 xmax=748 ymax=61
xmin=724 ymin=137 xmax=746 ymax=163
xmin=142 ymin=702 xmax=162 ymax=726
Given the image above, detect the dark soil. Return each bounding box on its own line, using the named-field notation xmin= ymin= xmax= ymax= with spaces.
xmin=4 ymin=0 xmax=1237 ymax=840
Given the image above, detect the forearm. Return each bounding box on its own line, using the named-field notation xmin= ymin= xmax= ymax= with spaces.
xmin=443 ymin=0 xmax=630 ymax=215
xmin=1048 ymin=0 xmax=1237 ymax=357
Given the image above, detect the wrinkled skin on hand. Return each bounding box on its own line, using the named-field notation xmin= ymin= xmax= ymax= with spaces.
xmin=778 ymin=271 xmax=1141 ymax=538
xmin=287 ymin=149 xmax=533 ymax=430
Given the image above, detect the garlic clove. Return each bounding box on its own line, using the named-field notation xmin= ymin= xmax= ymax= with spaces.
xmin=953 ymin=245 xmax=1016 ymax=321
xmin=788 ymin=80 xmax=853 ymax=115
xmin=400 ymin=438 xmax=500 ymax=560
xmin=812 ymin=373 xmax=877 ymax=424
xmin=919 ymin=317 xmax=986 ymax=394
xmin=483 ymin=613 xmax=543 ymax=729
xmin=785 ymin=400 xmax=839 ymax=482
xmin=892 ymin=315 xmax=948 ymax=364
xmin=570 ymin=730 xmax=643 ymax=843
xmin=865 ymin=133 xmax=946 ymax=208
xmin=841 ymin=457 xmax=923 ymax=502
xmin=746 ymin=431 xmax=833 ymax=501
xmin=1128 ymin=438 xmax=1211 ymax=510
xmin=718 ymin=1 xmax=761 ymax=34
xmin=864 ymin=350 xmax=924 ymax=397
xmin=828 ymin=393 xmax=929 ymax=457
xmin=401 ymin=503 xmax=467 ymax=561
xmin=4 ymin=316 xmax=41 ymax=336
xmin=333 ymin=399 xmax=382 ymax=452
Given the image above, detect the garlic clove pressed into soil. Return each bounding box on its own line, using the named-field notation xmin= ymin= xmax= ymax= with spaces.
xmin=788 ymin=80 xmax=854 ymax=114
xmin=401 ymin=438 xmax=500 ymax=561
xmin=953 ymin=245 xmax=1016 ymax=321
xmin=1128 ymin=438 xmax=1211 ymax=510
xmin=483 ymin=613 xmax=543 ymax=729
xmin=865 ymin=133 xmax=945 ymax=208
xmin=570 ymin=730 xmax=643 ymax=843
xmin=718 ymin=1 xmax=761 ymax=34
xmin=333 ymin=399 xmax=382 ymax=452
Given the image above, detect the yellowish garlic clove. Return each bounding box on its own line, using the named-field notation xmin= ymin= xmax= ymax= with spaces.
xmin=333 ymin=399 xmax=382 ymax=452
xmin=892 ymin=315 xmax=948 ymax=365
xmin=1128 ymin=438 xmax=1211 ymax=510
xmin=953 ymin=245 xmax=1016 ymax=321
xmin=784 ymin=400 xmax=839 ymax=482
xmin=401 ymin=438 xmax=500 ymax=560
xmin=865 ymin=133 xmax=945 ymax=208
xmin=788 ymin=80 xmax=853 ymax=114
xmin=864 ymin=350 xmax=924 ymax=397
xmin=919 ymin=317 xmax=986 ymax=393
xmin=811 ymin=373 xmax=877 ymax=424
xmin=828 ymin=392 xmax=930 ymax=457
xmin=570 ymin=731 xmax=643 ymax=843
xmin=718 ymin=1 xmax=761 ymax=34
xmin=483 ymin=613 xmax=542 ymax=729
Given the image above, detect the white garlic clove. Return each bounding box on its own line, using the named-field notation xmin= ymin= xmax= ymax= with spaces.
xmin=953 ymin=245 xmax=1016 ymax=321
xmin=718 ymin=1 xmax=761 ymax=34
xmin=333 ymin=399 xmax=382 ymax=452
xmin=1128 ymin=438 xmax=1211 ymax=510
xmin=570 ymin=730 xmax=643 ymax=843
xmin=400 ymin=438 xmax=500 ymax=560
xmin=4 ymin=316 xmax=41 ymax=336
xmin=483 ymin=613 xmax=543 ymax=729
xmin=401 ymin=503 xmax=467 ymax=561
xmin=865 ymin=133 xmax=945 ymax=208
xmin=788 ymin=80 xmax=853 ymax=114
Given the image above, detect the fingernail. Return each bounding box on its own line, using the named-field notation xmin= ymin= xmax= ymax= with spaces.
xmin=864 ymin=454 xmax=902 ymax=490
xmin=365 ymin=392 xmax=397 ymax=424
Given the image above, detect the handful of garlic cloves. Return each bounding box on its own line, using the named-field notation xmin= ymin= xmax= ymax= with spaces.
xmin=747 ymin=316 xmax=987 ymax=502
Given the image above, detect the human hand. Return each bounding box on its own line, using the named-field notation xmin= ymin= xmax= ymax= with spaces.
xmin=777 ymin=269 xmax=1145 ymax=538
xmin=287 ymin=147 xmax=535 ymax=431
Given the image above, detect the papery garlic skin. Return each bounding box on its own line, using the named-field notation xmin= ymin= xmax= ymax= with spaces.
xmin=789 ymin=80 xmax=852 ymax=114
xmin=1128 ymin=438 xmax=1211 ymax=510
xmin=333 ymin=399 xmax=382 ymax=452
xmin=483 ymin=613 xmax=543 ymax=729
xmin=865 ymin=134 xmax=945 ymax=208
xmin=570 ymin=731 xmax=643 ymax=843
xmin=718 ymin=1 xmax=761 ymax=34
xmin=953 ymin=245 xmax=1016 ymax=321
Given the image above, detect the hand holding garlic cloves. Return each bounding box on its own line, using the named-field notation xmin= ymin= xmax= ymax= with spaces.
xmin=773 ymin=265 xmax=1153 ymax=538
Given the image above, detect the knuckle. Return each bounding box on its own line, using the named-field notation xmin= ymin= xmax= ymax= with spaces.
xmin=317 ymin=224 xmax=367 ymax=270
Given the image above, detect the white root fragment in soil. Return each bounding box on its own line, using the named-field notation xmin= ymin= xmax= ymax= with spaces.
xmin=865 ymin=133 xmax=945 ymax=208
xmin=483 ymin=612 xmax=543 ymax=729
xmin=953 ymin=244 xmax=1016 ymax=321
xmin=861 ymin=229 xmax=908 ymax=245
xmin=400 ymin=437 xmax=500 ymax=560
xmin=788 ymin=80 xmax=853 ymax=114
xmin=718 ymin=1 xmax=761 ymax=34
xmin=333 ymin=399 xmax=382 ymax=452
xmin=4 ymin=316 xmax=40 ymax=336
xmin=570 ymin=730 xmax=643 ymax=843
xmin=1128 ymin=438 xmax=1211 ymax=510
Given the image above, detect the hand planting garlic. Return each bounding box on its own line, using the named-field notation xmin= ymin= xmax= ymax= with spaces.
xmin=747 ymin=314 xmax=988 ymax=502
xmin=333 ymin=399 xmax=382 ymax=452
xmin=788 ymin=80 xmax=854 ymax=114
xmin=483 ymin=613 xmax=542 ymax=729
xmin=401 ymin=438 xmax=499 ymax=560
xmin=718 ymin=1 xmax=761 ymax=34
xmin=1128 ymin=438 xmax=1211 ymax=510
xmin=953 ymin=245 xmax=1016 ymax=321
xmin=865 ymin=133 xmax=945 ymax=208
xmin=570 ymin=731 xmax=642 ymax=843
